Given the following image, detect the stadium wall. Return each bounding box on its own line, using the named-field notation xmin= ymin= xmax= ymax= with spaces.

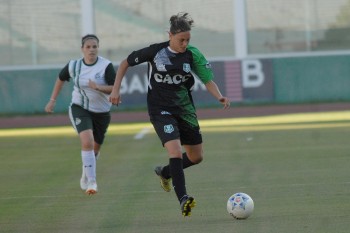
xmin=0 ymin=54 xmax=349 ymax=115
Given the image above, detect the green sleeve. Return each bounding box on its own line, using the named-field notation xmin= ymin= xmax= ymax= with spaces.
xmin=187 ymin=45 xmax=213 ymax=84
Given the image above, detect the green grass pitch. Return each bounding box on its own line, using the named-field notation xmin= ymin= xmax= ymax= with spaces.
xmin=1 ymin=111 xmax=350 ymax=233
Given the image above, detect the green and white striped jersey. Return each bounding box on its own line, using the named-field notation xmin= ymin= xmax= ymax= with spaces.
xmin=59 ymin=56 xmax=115 ymax=113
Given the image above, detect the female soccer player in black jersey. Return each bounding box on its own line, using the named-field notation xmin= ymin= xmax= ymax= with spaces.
xmin=109 ymin=12 xmax=230 ymax=216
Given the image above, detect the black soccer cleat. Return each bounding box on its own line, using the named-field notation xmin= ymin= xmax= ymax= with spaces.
xmin=180 ymin=195 xmax=196 ymax=217
xmin=154 ymin=166 xmax=172 ymax=192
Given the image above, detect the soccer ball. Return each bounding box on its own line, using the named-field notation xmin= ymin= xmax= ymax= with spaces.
xmin=227 ymin=192 xmax=254 ymax=219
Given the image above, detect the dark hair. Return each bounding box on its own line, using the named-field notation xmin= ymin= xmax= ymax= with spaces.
xmin=81 ymin=34 xmax=99 ymax=47
xmin=169 ymin=12 xmax=194 ymax=34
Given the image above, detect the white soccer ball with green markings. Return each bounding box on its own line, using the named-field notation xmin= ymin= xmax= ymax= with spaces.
xmin=227 ymin=192 xmax=254 ymax=219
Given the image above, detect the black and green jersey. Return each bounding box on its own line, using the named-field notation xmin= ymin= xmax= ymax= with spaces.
xmin=127 ymin=41 xmax=213 ymax=115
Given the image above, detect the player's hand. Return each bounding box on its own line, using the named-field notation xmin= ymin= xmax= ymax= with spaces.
xmin=109 ymin=89 xmax=122 ymax=106
xmin=219 ymin=97 xmax=230 ymax=109
xmin=89 ymin=79 xmax=98 ymax=90
xmin=45 ymin=99 xmax=56 ymax=113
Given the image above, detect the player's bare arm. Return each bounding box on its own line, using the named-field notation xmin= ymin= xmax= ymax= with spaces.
xmin=88 ymin=79 xmax=113 ymax=94
xmin=205 ymin=80 xmax=230 ymax=109
xmin=45 ymin=78 xmax=65 ymax=113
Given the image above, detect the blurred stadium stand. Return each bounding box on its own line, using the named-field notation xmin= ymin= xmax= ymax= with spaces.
xmin=0 ymin=0 xmax=349 ymax=66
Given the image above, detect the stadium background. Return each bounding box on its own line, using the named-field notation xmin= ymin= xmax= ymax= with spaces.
xmin=1 ymin=2 xmax=350 ymax=232
xmin=0 ymin=0 xmax=350 ymax=115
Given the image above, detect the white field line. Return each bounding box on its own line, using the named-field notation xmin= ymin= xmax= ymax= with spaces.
xmin=134 ymin=127 xmax=152 ymax=140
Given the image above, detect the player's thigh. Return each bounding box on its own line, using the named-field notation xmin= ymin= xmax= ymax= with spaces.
xmin=150 ymin=114 xmax=180 ymax=146
xmin=79 ymin=129 xmax=94 ymax=150
xmin=91 ymin=111 xmax=111 ymax=145
xmin=69 ymin=104 xmax=93 ymax=133
xmin=183 ymin=144 xmax=203 ymax=163
xmin=177 ymin=113 xmax=202 ymax=145
xmin=164 ymin=139 xmax=183 ymax=158
xmin=69 ymin=104 xmax=95 ymax=149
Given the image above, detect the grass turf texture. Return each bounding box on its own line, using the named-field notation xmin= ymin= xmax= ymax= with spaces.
xmin=0 ymin=111 xmax=350 ymax=233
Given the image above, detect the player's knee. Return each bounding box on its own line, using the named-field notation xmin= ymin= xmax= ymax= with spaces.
xmin=81 ymin=140 xmax=94 ymax=150
xmin=189 ymin=152 xmax=203 ymax=164
xmin=192 ymin=156 xmax=203 ymax=164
